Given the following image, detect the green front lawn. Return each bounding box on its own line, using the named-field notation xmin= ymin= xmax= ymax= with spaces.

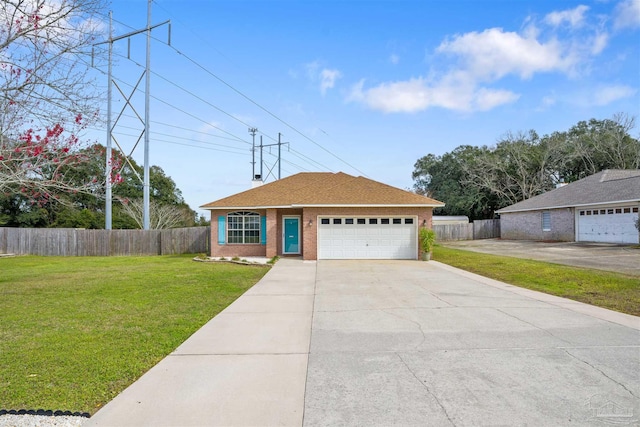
xmin=0 ymin=255 xmax=269 ymax=414
xmin=433 ymin=245 xmax=640 ymax=316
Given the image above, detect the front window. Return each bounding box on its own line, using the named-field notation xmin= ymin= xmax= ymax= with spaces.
xmin=227 ymin=211 xmax=260 ymax=244
xmin=542 ymin=211 xmax=551 ymax=231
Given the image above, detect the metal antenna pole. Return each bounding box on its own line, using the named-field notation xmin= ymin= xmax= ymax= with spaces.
xmin=260 ymin=135 xmax=263 ymax=180
xmin=142 ymin=0 xmax=152 ymax=230
xmin=105 ymin=11 xmax=113 ymax=230
xmin=249 ymin=127 xmax=257 ymax=179
xmin=278 ymin=132 xmax=282 ymax=180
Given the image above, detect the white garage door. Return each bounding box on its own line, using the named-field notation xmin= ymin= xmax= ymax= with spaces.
xmin=577 ymin=206 xmax=639 ymax=244
xmin=317 ymin=217 xmax=417 ymax=259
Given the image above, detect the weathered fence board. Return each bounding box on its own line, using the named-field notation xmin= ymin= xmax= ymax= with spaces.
xmin=434 ymin=219 xmax=500 ymax=242
xmin=473 ymin=219 xmax=501 ymax=240
xmin=0 ymin=227 xmax=210 ymax=256
xmin=434 ymin=223 xmax=473 ymax=241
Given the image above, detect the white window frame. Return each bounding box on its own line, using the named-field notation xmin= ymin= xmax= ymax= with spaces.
xmin=227 ymin=211 xmax=260 ymax=244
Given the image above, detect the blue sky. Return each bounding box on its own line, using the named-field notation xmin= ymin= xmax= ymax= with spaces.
xmin=99 ymin=0 xmax=640 ymax=215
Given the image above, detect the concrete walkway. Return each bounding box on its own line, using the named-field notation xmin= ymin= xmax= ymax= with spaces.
xmin=86 ymin=258 xmax=316 ymax=427
xmin=87 ymin=258 xmax=639 ymax=426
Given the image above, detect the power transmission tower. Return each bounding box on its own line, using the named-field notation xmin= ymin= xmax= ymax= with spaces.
xmin=94 ymin=0 xmax=170 ymax=229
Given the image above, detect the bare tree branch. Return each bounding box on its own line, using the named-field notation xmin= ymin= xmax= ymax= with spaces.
xmin=117 ymin=198 xmax=193 ymax=230
xmin=0 ymin=0 xmax=108 ymax=202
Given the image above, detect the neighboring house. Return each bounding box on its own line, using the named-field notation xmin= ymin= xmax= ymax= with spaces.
xmin=200 ymin=172 xmax=444 ymax=260
xmin=497 ymin=169 xmax=640 ymax=244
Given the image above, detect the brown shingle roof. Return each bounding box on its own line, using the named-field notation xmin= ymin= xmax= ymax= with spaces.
xmin=497 ymin=169 xmax=640 ymax=213
xmin=200 ymin=172 xmax=444 ymax=209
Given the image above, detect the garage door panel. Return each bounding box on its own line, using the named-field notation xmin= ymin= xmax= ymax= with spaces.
xmin=578 ymin=209 xmax=639 ymax=244
xmin=318 ymin=217 xmax=417 ymax=259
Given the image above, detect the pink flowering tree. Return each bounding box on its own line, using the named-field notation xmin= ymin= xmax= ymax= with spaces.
xmin=0 ymin=0 xmax=107 ymax=204
xmin=0 ymin=115 xmax=118 ymax=206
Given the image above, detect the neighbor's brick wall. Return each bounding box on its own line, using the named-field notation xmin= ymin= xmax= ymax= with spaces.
xmin=500 ymin=208 xmax=575 ymax=241
xmin=210 ymin=209 xmax=267 ymax=258
xmin=302 ymin=207 xmax=433 ymax=260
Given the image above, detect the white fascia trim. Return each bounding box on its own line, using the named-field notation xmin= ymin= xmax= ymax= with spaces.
xmin=290 ymin=203 xmax=445 ymax=208
xmin=497 ymin=199 xmax=640 ymax=214
xmin=200 ymin=205 xmax=291 ymax=210
xmin=201 ymin=203 xmax=447 ymax=210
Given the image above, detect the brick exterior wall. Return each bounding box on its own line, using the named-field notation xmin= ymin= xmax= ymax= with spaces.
xmin=266 ymin=209 xmax=277 ymax=258
xmin=209 ymin=206 xmax=434 ymax=260
xmin=500 ymin=208 xmax=575 ymax=241
xmin=210 ymin=209 xmax=267 ymax=258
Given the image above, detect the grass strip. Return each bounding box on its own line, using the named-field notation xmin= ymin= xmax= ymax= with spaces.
xmin=433 ymin=245 xmax=640 ymax=316
xmin=0 ymin=255 xmax=269 ymax=414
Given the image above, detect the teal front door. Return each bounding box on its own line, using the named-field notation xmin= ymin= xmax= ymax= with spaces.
xmin=283 ymin=217 xmax=300 ymax=254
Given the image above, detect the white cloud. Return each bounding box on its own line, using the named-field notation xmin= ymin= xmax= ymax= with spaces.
xmin=473 ymin=88 xmax=521 ymax=111
xmin=347 ymin=3 xmax=619 ymax=114
xmin=389 ymin=54 xmax=400 ymax=65
xmin=304 ymin=61 xmax=342 ymax=95
xmin=613 ymin=0 xmax=640 ymax=30
xmin=590 ymin=32 xmax=609 ymax=55
xmin=544 ymin=5 xmax=590 ymax=28
xmin=320 ymin=68 xmax=342 ymax=95
xmin=347 ymin=78 xmax=430 ymax=113
xmin=347 ymin=75 xmax=519 ymax=113
xmin=590 ymin=84 xmax=637 ymax=105
xmin=436 ymin=28 xmax=574 ymax=80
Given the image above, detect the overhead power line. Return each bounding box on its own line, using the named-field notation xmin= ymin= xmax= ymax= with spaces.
xmin=167 ymin=44 xmax=367 ymax=176
xmin=94 ymin=12 xmax=354 ymax=176
xmin=107 ymin=52 xmax=331 ymax=173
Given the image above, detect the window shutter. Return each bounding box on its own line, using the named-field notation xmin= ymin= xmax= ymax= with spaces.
xmin=260 ymin=216 xmax=267 ymax=245
xmin=218 ymin=216 xmax=226 ymax=245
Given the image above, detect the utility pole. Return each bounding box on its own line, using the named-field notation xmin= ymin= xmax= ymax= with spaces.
xmin=259 ymin=136 xmax=263 ymax=180
xmin=278 ymin=132 xmax=282 ymax=180
xmin=248 ymin=127 xmax=258 ymax=179
xmin=143 ymin=0 xmax=152 ymax=230
xmin=94 ymin=2 xmax=170 ymax=230
xmin=105 ymin=12 xmax=113 ymax=229
xmin=258 ymin=134 xmax=288 ymax=181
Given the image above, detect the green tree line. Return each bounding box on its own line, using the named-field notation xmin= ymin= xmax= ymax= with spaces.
xmin=413 ymin=114 xmax=640 ymax=220
xmin=0 ymin=143 xmax=207 ymax=229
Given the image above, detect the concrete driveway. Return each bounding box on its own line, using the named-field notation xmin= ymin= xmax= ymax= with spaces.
xmin=87 ymin=259 xmax=639 ymax=426
xmin=304 ymin=260 xmax=639 ymax=426
xmin=442 ymin=239 xmax=640 ymax=276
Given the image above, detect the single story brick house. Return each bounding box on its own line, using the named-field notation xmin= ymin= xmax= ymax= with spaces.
xmin=200 ymin=172 xmax=444 ymax=260
xmin=496 ymin=169 xmax=640 ymax=244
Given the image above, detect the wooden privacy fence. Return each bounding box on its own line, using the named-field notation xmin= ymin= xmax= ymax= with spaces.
xmin=434 ymin=219 xmax=500 ymax=242
xmin=433 ymin=223 xmax=473 ymax=241
xmin=473 ymin=219 xmax=500 ymax=240
xmin=0 ymin=226 xmax=210 ymax=256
